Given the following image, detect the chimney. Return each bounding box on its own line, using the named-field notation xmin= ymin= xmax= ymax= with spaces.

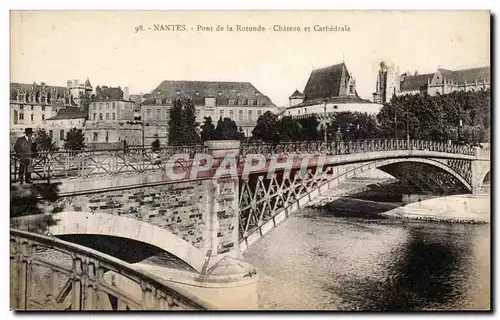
xmin=123 ymin=86 xmax=130 ymax=100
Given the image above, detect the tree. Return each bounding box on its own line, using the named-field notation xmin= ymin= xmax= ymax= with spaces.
xmin=200 ymin=116 xmax=215 ymax=142
xmin=328 ymin=111 xmax=380 ymax=140
xmin=63 ymin=128 xmax=85 ymax=151
xmin=35 ymin=128 xmax=58 ymax=151
xmin=168 ymin=98 xmax=200 ymax=146
xmin=297 ymin=115 xmax=321 ymax=140
xmin=213 ymin=117 xmax=244 ymax=140
xmin=277 ymin=116 xmax=301 ymax=141
xmin=377 ymin=89 xmax=491 ymax=143
xmin=168 ymin=98 xmax=183 ymax=145
xmin=252 ymin=111 xmax=280 ymax=142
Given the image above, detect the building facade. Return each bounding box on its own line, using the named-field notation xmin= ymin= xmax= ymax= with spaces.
xmin=44 ymin=107 xmax=87 ymax=148
xmin=140 ymin=80 xmax=277 ymax=144
xmin=373 ymin=63 xmax=491 ymax=102
xmin=84 ymin=86 xmax=139 ymax=148
xmin=285 ymin=62 xmax=382 ymax=126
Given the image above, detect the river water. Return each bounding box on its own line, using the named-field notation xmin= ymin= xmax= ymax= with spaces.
xmin=244 ymin=185 xmax=491 ymax=311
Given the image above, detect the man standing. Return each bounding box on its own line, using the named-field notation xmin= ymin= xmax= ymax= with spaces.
xmin=14 ymin=128 xmax=36 ymax=184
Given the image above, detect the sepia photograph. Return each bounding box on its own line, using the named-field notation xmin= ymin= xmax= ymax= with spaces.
xmin=8 ymin=10 xmax=491 ymax=311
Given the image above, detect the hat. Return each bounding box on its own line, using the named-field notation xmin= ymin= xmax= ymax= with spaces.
xmin=25 ymin=128 xmax=33 ymax=135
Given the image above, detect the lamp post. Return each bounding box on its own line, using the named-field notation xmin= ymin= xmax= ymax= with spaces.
xmin=406 ymin=105 xmax=410 ymax=147
xmin=323 ymin=99 xmax=328 ymax=143
xmin=395 ymin=110 xmax=398 ymax=140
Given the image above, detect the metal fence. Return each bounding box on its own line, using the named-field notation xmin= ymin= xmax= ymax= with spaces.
xmin=239 ymin=139 xmax=477 ymax=157
xmin=10 ymin=139 xmax=482 ymax=184
xmin=10 ymin=228 xmax=211 ymax=310
xmin=10 ymin=145 xmax=208 ymax=183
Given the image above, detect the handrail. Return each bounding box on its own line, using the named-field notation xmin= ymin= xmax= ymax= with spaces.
xmin=10 ymin=228 xmax=215 ymax=311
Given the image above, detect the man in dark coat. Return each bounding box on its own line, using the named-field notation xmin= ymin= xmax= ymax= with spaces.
xmin=14 ymin=128 xmax=36 ymax=184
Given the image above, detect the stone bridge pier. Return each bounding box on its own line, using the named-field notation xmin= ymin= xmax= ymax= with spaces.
xmin=10 ymin=140 xmax=258 ymax=310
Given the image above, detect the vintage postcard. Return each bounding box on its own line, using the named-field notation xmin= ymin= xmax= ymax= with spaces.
xmin=9 ymin=10 xmax=490 ymax=311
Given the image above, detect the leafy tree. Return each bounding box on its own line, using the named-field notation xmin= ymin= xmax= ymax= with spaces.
xmin=297 ymin=115 xmax=321 ymax=140
xmin=181 ymin=98 xmax=201 ymax=145
xmin=168 ymin=98 xmax=200 ymax=146
xmin=63 ymin=128 xmax=85 ymax=151
xmin=277 ymin=116 xmax=301 ymax=141
xmin=35 ymin=128 xmax=58 ymax=151
xmin=252 ymin=111 xmax=280 ymax=142
xmin=200 ymin=116 xmax=215 ymax=142
xmin=378 ymin=89 xmax=491 ymax=143
xmin=213 ymin=117 xmax=244 ymax=140
xmin=168 ymin=99 xmax=183 ymax=145
xmin=328 ymin=111 xmax=380 ymax=140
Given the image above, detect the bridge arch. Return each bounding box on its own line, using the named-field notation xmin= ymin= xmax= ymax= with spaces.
xmin=11 ymin=212 xmax=207 ymax=273
xmin=239 ymin=156 xmax=474 ymax=252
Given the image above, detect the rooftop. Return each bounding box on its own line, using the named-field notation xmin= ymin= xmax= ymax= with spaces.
xmin=142 ymin=80 xmax=275 ymax=107
xmin=45 ymin=107 xmax=87 ymax=120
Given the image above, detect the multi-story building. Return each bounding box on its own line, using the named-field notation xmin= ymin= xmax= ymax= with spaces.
xmin=84 ymin=86 xmax=139 ymax=148
xmin=10 ymin=79 xmax=93 ymax=137
xmin=140 ymin=80 xmax=277 ymax=144
xmin=285 ymin=62 xmax=382 ymax=126
xmin=43 ymin=107 xmax=87 ymax=148
xmin=373 ymin=63 xmax=491 ymax=102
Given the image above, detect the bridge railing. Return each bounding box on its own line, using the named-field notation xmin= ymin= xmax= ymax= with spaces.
xmin=10 ymin=139 xmax=480 ymax=184
xmin=10 ymin=145 xmax=208 ymax=183
xmin=10 ymin=228 xmax=212 ymax=311
xmin=240 ymin=139 xmax=476 ymax=157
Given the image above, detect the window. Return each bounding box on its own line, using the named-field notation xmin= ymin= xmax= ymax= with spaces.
xmin=349 ymin=84 xmax=354 ymax=94
xmin=112 ymin=113 xmax=116 ymax=120
xmin=234 ymin=99 xmax=238 ymax=106
xmin=20 ymin=105 xmax=24 ymax=111
xmin=257 ymin=110 xmax=262 ymax=117
xmin=229 ymin=110 xmax=234 ymax=119
xmin=248 ymin=110 xmax=253 ymax=121
xmin=156 ymin=98 xmax=161 ymax=105
xmin=112 ymin=102 xmax=116 ymax=109
xmin=41 ymin=96 xmax=45 ymax=103
xmin=105 ymin=131 xmax=109 ymax=143
xmin=238 ymin=110 xmax=243 ymax=121
xmin=99 ymin=113 xmax=103 ymax=120
xmin=41 ymin=106 xmax=46 ymax=112
xmin=59 ymin=130 xmax=65 ymax=141
xmin=237 ymin=92 xmax=240 ymax=97
xmin=176 ymin=90 xmax=180 ymax=95
xmin=99 ymin=103 xmax=103 ymax=110
xmin=93 ymin=132 xmax=98 ymax=141
xmin=146 ymin=109 xmax=152 ymax=120
xmin=218 ymin=91 xmax=222 ymax=96
xmin=13 ymin=110 xmax=18 ymax=124
xmin=19 ymin=112 xmax=24 ymax=120
xmin=42 ymin=114 xmax=45 ymax=121
xmin=156 ymin=109 xmax=161 ymax=120
xmin=106 ymin=113 xmax=110 ymax=120
xmin=229 ymin=99 xmax=234 ymax=105
xmin=30 ymin=105 xmax=34 ymax=111
xmin=49 ymin=130 xmax=53 ymax=138
xmin=93 ymin=113 xmax=96 ymax=120
xmin=106 ymin=102 xmax=110 ymax=108
xmin=93 ymin=104 xmax=96 ymax=110
xmin=30 ymin=113 xmax=34 ymax=122
xmin=219 ymin=110 xmax=224 ymax=119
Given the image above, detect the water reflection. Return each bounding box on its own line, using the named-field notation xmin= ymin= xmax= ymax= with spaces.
xmin=245 ymin=205 xmax=490 ymax=310
xmin=333 ymin=225 xmax=474 ymax=310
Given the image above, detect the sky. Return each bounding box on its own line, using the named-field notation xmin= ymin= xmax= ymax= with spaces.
xmin=10 ymin=10 xmax=490 ymax=107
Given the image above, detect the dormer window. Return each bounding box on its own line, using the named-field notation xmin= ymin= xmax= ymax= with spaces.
xmin=176 ymin=90 xmax=180 ymax=95
xmin=156 ymin=98 xmax=161 ymax=104
xmin=218 ymin=91 xmax=222 ymax=96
